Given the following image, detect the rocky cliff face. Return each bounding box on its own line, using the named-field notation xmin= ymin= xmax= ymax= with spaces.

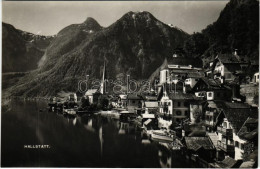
xmin=2 ymin=23 xmax=54 ymax=72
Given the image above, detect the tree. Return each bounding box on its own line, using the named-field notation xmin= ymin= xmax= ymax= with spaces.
xmin=193 ymin=106 xmax=202 ymax=123
xmin=80 ymin=97 xmax=90 ymax=108
xmin=98 ymin=95 xmax=109 ymax=110
xmin=253 ymin=94 xmax=258 ymax=105
xmin=183 ymin=32 xmax=209 ymax=57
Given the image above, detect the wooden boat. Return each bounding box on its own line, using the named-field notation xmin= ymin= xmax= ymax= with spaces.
xmin=119 ymin=111 xmax=135 ymax=122
xmin=151 ymin=130 xmax=174 ymax=142
xmin=64 ymin=109 xmax=77 ymax=115
xmin=168 ymin=139 xmax=183 ymax=150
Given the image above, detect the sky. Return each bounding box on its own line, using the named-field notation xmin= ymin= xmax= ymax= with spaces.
xmin=2 ymin=1 xmax=229 ymax=36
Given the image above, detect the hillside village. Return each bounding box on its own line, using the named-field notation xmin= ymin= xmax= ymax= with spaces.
xmin=46 ymin=50 xmax=259 ymax=168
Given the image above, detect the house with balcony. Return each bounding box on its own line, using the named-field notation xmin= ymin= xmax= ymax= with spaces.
xmin=209 ymin=53 xmax=249 ymax=84
xmin=85 ymin=89 xmax=101 ymax=104
xmin=169 ymin=92 xmax=197 ymax=123
xmin=127 ymin=94 xmax=143 ymax=113
xmin=214 ymin=102 xmax=258 ymax=160
xmin=157 ymin=54 xmax=203 ymax=94
xmin=157 ymin=84 xmax=173 ymax=118
xmin=209 ymin=156 xmax=242 ymax=168
xmin=182 ymin=136 xmax=216 ymax=167
xmin=143 ymin=101 xmax=159 ymax=114
xmin=157 ymin=83 xmax=198 ymax=123
xmin=234 ymin=117 xmax=258 ymax=160
xmin=204 ymin=101 xmax=228 ymax=131
xmin=118 ymin=94 xmax=127 ymax=108
xmin=192 ymin=78 xmax=232 ymax=101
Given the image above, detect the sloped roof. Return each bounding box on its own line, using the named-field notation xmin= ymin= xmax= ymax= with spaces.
xmin=217 ymin=157 xmax=237 ymax=168
xmin=142 ymin=113 xmax=155 ymax=119
xmin=144 ymin=95 xmax=158 ymax=101
xmin=239 ymin=160 xmax=256 ymax=168
xmin=169 ymin=69 xmax=204 ymax=78
xmin=167 ymin=57 xmax=203 ymax=68
xmin=157 ymin=83 xmax=193 ymax=101
xmin=224 ymin=64 xmax=242 ymax=73
xmin=224 ymin=102 xmax=251 ymax=109
xmin=85 ymin=89 xmax=99 ymax=96
xmin=243 ymin=149 xmax=258 ymax=162
xmin=245 ymin=64 xmax=259 ymax=77
xmin=168 ymin=92 xmax=197 ymax=100
xmin=208 ymin=101 xmax=258 ymax=134
xmin=184 ymin=137 xmax=215 ymax=151
xmin=127 ymin=94 xmax=143 ymax=100
xmin=223 ymin=108 xmax=258 ymax=134
xmin=238 ymin=117 xmax=258 ymax=141
xmin=144 ymin=101 xmax=159 ymax=108
xmin=206 ymin=78 xmax=231 ymax=90
xmin=217 ymin=54 xmax=240 ymax=64
xmin=207 ymin=133 xmax=218 ymax=148
xmin=207 ymin=101 xmax=219 ymax=108
xmin=119 ymin=94 xmax=127 ymax=100
xmin=144 ymin=119 xmax=152 ymax=125
xmin=194 ymin=78 xmax=231 ymax=91
xmin=207 ymin=100 xmax=251 ymax=109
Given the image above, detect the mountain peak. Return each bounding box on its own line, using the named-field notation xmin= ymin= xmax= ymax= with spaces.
xmin=122 ymin=11 xmax=155 ymax=20
xmin=83 ymin=17 xmax=102 ymax=30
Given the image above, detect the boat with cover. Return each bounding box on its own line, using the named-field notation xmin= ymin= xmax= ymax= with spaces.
xmin=151 ymin=130 xmax=174 ymax=142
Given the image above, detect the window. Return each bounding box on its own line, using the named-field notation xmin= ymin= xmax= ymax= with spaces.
xmin=209 ymin=116 xmax=212 ymax=121
xmin=185 ymin=111 xmax=189 ymax=116
xmin=208 ymin=92 xmax=213 ymax=97
xmin=132 ymin=101 xmax=135 ymax=104
xmin=226 ymin=73 xmax=232 ymax=79
xmin=168 ymin=102 xmax=171 ymax=106
xmin=184 ymin=102 xmax=189 ymax=107
xmin=223 ymin=122 xmax=227 ymax=128
xmin=241 ymin=143 xmax=244 ymax=150
xmin=176 ymin=111 xmax=182 ymax=116
xmin=177 ymin=102 xmax=181 ymax=107
xmin=235 ymin=141 xmax=239 ymax=147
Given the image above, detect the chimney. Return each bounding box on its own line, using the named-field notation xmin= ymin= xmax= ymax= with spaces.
xmin=234 ymin=49 xmax=240 ymax=61
xmin=232 ymin=84 xmax=240 ymax=99
xmin=234 ymin=49 xmax=238 ymax=56
xmin=183 ymin=84 xmax=186 ymax=94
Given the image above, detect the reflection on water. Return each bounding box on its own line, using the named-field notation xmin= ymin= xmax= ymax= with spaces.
xmin=1 ymin=99 xmax=192 ymax=168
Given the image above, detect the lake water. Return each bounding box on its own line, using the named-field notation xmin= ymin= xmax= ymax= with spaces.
xmin=1 ymin=99 xmax=193 ymax=167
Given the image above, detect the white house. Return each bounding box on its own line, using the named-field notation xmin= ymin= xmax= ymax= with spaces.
xmin=209 ymin=53 xmax=249 ymax=83
xmin=85 ymin=89 xmax=101 ymax=104
xmin=215 ymin=102 xmax=257 ymax=160
xmin=158 ymin=86 xmax=173 ymax=116
xmin=234 ymin=117 xmax=258 ymax=160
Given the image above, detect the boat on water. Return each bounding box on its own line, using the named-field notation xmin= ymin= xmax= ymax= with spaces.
xmin=119 ymin=111 xmax=135 ymax=122
xmin=151 ymin=130 xmax=174 ymax=142
xmin=64 ymin=109 xmax=77 ymax=115
xmin=168 ymin=139 xmax=183 ymax=150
